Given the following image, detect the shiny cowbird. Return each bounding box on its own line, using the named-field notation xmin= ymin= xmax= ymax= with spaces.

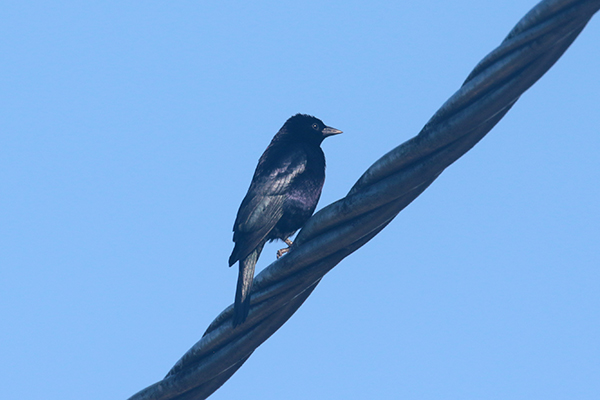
xmin=229 ymin=114 xmax=342 ymax=326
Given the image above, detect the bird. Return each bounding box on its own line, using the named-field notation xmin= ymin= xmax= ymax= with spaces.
xmin=228 ymin=114 xmax=342 ymax=327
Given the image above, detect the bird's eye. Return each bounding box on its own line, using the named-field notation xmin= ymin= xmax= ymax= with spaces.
xmin=311 ymin=123 xmax=319 ymax=130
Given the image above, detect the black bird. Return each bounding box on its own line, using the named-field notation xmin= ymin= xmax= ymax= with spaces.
xmin=229 ymin=114 xmax=342 ymax=326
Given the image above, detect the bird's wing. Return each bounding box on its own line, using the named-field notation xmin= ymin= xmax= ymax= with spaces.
xmin=230 ymin=149 xmax=307 ymax=263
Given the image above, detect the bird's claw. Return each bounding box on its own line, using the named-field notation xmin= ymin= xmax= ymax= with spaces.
xmin=276 ymin=239 xmax=294 ymax=258
xmin=276 ymin=248 xmax=289 ymax=258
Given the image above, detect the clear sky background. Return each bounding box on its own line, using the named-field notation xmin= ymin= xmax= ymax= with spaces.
xmin=1 ymin=1 xmax=599 ymax=399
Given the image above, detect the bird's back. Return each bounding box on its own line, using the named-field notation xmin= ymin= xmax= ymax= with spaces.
xmin=268 ymin=143 xmax=325 ymax=240
xmin=229 ymin=141 xmax=319 ymax=265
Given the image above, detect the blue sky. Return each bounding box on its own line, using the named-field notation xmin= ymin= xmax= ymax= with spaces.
xmin=1 ymin=1 xmax=599 ymax=399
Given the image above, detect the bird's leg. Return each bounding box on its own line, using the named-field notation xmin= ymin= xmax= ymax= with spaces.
xmin=276 ymin=238 xmax=294 ymax=258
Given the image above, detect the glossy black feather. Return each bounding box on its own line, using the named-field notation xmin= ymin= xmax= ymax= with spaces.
xmin=229 ymin=114 xmax=341 ymax=326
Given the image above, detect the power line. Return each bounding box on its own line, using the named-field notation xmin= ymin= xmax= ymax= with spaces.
xmin=128 ymin=1 xmax=600 ymax=399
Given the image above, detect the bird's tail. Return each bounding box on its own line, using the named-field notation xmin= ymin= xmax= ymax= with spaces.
xmin=233 ymin=243 xmax=264 ymax=327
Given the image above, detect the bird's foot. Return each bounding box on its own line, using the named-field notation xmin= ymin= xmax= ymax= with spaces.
xmin=276 ymin=248 xmax=288 ymax=258
xmin=276 ymin=239 xmax=294 ymax=258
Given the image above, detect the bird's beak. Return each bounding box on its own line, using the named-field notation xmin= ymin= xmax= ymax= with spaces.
xmin=322 ymin=126 xmax=343 ymax=137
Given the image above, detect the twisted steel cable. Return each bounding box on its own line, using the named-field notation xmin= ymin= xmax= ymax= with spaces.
xmin=128 ymin=0 xmax=600 ymax=399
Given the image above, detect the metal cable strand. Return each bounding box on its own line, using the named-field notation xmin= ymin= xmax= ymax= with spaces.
xmin=127 ymin=1 xmax=600 ymax=399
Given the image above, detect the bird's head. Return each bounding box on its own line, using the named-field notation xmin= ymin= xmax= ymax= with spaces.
xmin=276 ymin=114 xmax=342 ymax=145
